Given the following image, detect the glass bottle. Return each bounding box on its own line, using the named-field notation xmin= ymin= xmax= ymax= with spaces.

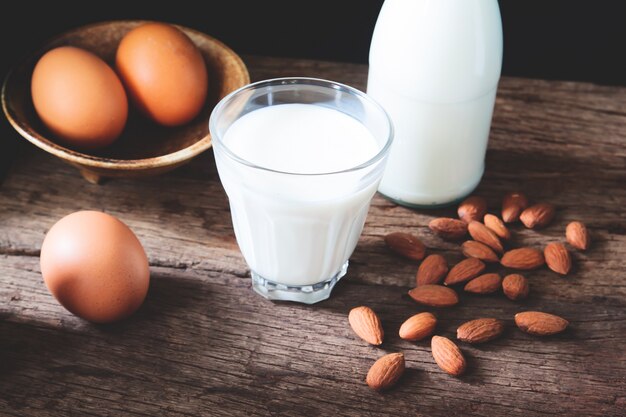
xmin=368 ymin=0 xmax=503 ymax=207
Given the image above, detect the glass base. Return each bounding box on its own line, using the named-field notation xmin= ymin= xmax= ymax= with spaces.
xmin=378 ymin=175 xmax=483 ymax=209
xmin=378 ymin=191 xmax=470 ymax=209
xmin=251 ymin=261 xmax=349 ymax=304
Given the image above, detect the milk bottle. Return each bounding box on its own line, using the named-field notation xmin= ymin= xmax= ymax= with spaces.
xmin=368 ymin=0 xmax=503 ymax=207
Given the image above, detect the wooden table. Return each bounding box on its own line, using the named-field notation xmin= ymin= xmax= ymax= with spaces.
xmin=1 ymin=56 xmax=625 ymax=417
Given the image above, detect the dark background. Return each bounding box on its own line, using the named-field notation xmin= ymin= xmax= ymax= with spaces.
xmin=2 ymin=0 xmax=625 ymax=174
xmin=2 ymin=0 xmax=626 ymax=86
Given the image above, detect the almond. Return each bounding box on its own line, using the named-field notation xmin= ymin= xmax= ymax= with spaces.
xmin=348 ymin=306 xmax=384 ymax=345
xmin=428 ymin=218 xmax=468 ymax=240
xmin=384 ymin=232 xmax=426 ymax=261
xmin=457 ymin=318 xmax=505 ymax=344
xmin=366 ymin=352 xmax=405 ymax=391
xmin=501 ymin=247 xmax=545 ymax=270
xmin=399 ymin=312 xmax=437 ymax=341
xmin=458 ymin=196 xmax=488 ymax=223
xmin=444 ymin=258 xmax=486 ymax=285
xmin=464 ymin=273 xmax=502 ymax=294
xmin=502 ymin=192 xmax=529 ymax=223
xmin=431 ymin=336 xmax=466 ymax=376
xmin=483 ymin=214 xmax=511 ymax=240
xmin=502 ymin=274 xmax=529 ymax=300
xmin=461 ymin=240 xmax=499 ymax=263
xmin=468 ymin=221 xmax=504 ymax=253
xmin=416 ymin=254 xmax=448 ymax=286
xmin=566 ymin=221 xmax=590 ymax=251
xmin=544 ymin=242 xmax=572 ymax=275
xmin=515 ymin=311 xmax=569 ymax=336
xmin=408 ymin=285 xmax=459 ymax=307
xmin=520 ymin=203 xmax=556 ymax=229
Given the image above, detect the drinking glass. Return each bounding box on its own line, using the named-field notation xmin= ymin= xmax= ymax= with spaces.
xmin=210 ymin=78 xmax=393 ymax=303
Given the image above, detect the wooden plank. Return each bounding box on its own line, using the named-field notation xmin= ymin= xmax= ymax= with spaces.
xmin=1 ymin=55 xmax=625 ymax=416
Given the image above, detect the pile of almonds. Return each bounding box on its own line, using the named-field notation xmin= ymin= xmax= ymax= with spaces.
xmin=350 ymin=192 xmax=590 ymax=391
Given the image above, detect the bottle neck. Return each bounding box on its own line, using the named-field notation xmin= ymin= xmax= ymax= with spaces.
xmin=369 ymin=0 xmax=503 ymax=102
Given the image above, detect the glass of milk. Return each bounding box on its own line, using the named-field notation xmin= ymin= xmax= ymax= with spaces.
xmin=210 ymin=78 xmax=393 ymax=304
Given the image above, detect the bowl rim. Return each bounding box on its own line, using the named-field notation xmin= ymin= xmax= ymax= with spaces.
xmin=1 ymin=19 xmax=250 ymax=171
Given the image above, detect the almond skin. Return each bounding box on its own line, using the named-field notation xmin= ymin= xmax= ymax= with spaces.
xmin=458 ymin=196 xmax=488 ymax=224
xmin=502 ymin=192 xmax=529 ymax=223
xmin=520 ymin=203 xmax=556 ymax=229
xmin=444 ymin=258 xmax=486 ymax=285
xmin=515 ymin=311 xmax=569 ymax=336
xmin=461 ymin=240 xmax=499 ymax=263
xmin=544 ymin=242 xmax=572 ymax=275
xmin=483 ymin=214 xmax=511 ymax=240
xmin=501 ymin=248 xmax=545 ymax=270
xmin=566 ymin=221 xmax=590 ymax=251
xmin=366 ymin=352 xmax=405 ymax=391
xmin=408 ymin=285 xmax=459 ymax=307
xmin=502 ymin=274 xmax=529 ymax=300
xmin=468 ymin=221 xmax=504 ymax=253
xmin=431 ymin=336 xmax=466 ymax=376
xmin=464 ymin=273 xmax=502 ymax=294
xmin=348 ymin=306 xmax=384 ymax=345
xmin=384 ymin=232 xmax=426 ymax=261
xmin=399 ymin=312 xmax=437 ymax=341
xmin=429 ymin=218 xmax=468 ymax=240
xmin=457 ymin=318 xmax=505 ymax=344
xmin=416 ymin=254 xmax=448 ymax=286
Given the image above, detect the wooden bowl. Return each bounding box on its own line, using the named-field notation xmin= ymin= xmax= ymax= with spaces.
xmin=1 ymin=20 xmax=250 ymax=184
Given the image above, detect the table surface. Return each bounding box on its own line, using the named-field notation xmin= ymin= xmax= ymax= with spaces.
xmin=1 ymin=55 xmax=625 ymax=417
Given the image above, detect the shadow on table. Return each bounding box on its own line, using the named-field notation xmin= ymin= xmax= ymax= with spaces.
xmin=0 ymin=269 xmax=216 ymax=373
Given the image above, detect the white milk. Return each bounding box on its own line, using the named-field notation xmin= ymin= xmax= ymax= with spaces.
xmin=368 ymin=0 xmax=503 ymax=206
xmin=215 ymin=103 xmax=381 ymax=286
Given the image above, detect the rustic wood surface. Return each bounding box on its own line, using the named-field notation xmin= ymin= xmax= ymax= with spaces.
xmin=1 ymin=55 xmax=625 ymax=417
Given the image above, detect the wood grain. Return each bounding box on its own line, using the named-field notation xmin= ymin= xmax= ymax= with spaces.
xmin=1 ymin=55 xmax=625 ymax=417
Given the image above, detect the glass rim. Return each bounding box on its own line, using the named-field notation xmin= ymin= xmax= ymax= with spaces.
xmin=209 ymin=77 xmax=394 ymax=177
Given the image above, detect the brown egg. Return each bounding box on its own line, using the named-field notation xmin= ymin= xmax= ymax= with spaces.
xmin=40 ymin=211 xmax=150 ymax=323
xmin=116 ymin=23 xmax=208 ymax=126
xmin=31 ymin=46 xmax=128 ymax=150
